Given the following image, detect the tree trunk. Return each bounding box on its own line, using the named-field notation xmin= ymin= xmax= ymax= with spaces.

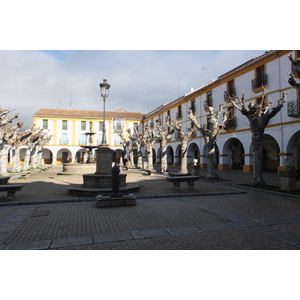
xmin=251 ymin=132 xmax=265 ymax=186
xmin=147 ymin=148 xmax=154 ymax=170
xmin=137 ymin=144 xmax=143 ymax=169
xmin=129 ymin=150 xmax=134 ymax=168
xmin=24 ymin=148 xmax=31 ymax=170
xmin=161 ymin=144 xmax=168 ymax=173
xmin=179 ymin=143 xmax=189 ymax=174
xmin=206 ymin=145 xmax=219 ymax=179
xmin=0 ymin=147 xmax=9 ymax=176
xmin=12 ymin=147 xmax=22 ymax=172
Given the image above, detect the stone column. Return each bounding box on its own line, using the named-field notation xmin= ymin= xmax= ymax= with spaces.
xmin=95 ymin=146 xmax=113 ymax=174
xmin=243 ymin=154 xmax=253 ymax=173
xmin=218 ymin=154 xmax=229 ymax=171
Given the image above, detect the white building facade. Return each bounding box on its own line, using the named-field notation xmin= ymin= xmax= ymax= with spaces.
xmin=142 ymin=50 xmax=300 ymax=173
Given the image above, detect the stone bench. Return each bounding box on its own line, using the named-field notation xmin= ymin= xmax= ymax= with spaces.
xmin=166 ymin=176 xmax=199 ymax=190
xmin=0 ymin=184 xmax=24 ymax=200
xmin=0 ymin=176 xmax=11 ymax=185
xmin=20 ymin=171 xmax=31 ymax=178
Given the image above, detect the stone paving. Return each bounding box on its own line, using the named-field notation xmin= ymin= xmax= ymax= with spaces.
xmin=1 ymin=165 xmax=300 ymax=250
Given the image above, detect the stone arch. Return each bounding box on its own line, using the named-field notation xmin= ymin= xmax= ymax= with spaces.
xmin=42 ymin=148 xmax=53 ymax=164
xmin=286 ymin=130 xmax=300 ymax=170
xmin=188 ymin=142 xmax=200 ymax=165
xmin=175 ymin=144 xmax=181 ymax=166
xmin=260 ymin=134 xmax=280 ymax=171
xmin=75 ymin=148 xmax=88 ymax=163
xmin=166 ymin=145 xmax=174 ymax=165
xmin=222 ymin=138 xmax=245 ymax=170
xmin=57 ymin=148 xmax=73 ymax=163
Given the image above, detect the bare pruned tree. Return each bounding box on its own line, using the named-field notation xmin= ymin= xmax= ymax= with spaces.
xmin=155 ymin=119 xmax=175 ymax=172
xmin=188 ymin=103 xmax=227 ymax=179
xmin=230 ymin=89 xmax=287 ymax=186
xmin=167 ymin=116 xmax=196 ymax=174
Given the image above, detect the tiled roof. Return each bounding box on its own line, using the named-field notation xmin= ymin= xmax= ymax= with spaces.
xmin=33 ymin=108 xmax=144 ymax=120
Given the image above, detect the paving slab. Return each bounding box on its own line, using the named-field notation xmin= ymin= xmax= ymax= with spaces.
xmin=50 ymin=236 xmax=93 ymax=249
xmin=165 ymin=226 xmax=203 ymax=235
xmin=93 ymin=231 xmax=133 ymax=243
xmin=131 ymin=229 xmax=170 ymax=239
xmin=197 ymin=222 xmax=233 ymax=232
xmin=226 ymin=220 xmax=261 ymax=229
xmin=265 ymin=231 xmax=300 ymax=245
xmin=4 ymin=239 xmax=52 ymax=250
xmin=254 ymin=218 xmax=288 ymax=226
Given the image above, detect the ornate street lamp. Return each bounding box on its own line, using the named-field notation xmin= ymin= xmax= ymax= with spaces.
xmin=99 ymin=79 xmax=110 ymax=145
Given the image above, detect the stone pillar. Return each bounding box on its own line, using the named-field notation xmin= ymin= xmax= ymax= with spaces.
xmin=218 ymin=154 xmax=229 ymax=171
xmin=199 ymin=154 xmax=207 ymax=169
xmin=95 ymin=146 xmax=113 ymax=174
xmin=243 ymin=154 xmax=253 ymax=173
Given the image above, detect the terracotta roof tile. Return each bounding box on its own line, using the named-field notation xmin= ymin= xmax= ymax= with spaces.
xmin=34 ymin=108 xmax=143 ymax=120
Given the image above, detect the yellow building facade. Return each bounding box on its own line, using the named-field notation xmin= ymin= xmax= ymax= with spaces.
xmin=32 ymin=108 xmax=143 ymax=165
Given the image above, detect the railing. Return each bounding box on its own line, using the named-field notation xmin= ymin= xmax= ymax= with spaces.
xmin=224 ymin=88 xmax=236 ymax=101
xmin=251 ymin=74 xmax=268 ymax=90
xmin=287 ymin=100 xmax=300 ymax=117
xmin=224 ymin=117 xmax=237 ymax=130
xmin=113 ymin=125 xmax=124 ymax=131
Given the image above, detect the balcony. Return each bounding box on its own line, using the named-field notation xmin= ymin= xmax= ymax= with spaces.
xmin=251 ymin=74 xmax=268 ymax=92
xmin=224 ymin=117 xmax=237 ymax=131
xmin=176 ymin=111 xmax=182 ymax=119
xmin=287 ymin=100 xmax=300 ymax=117
xmin=224 ymin=88 xmax=236 ymax=103
xmin=113 ymin=125 xmax=124 ymax=132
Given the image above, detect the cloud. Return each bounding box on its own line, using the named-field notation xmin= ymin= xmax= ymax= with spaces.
xmin=0 ymin=50 xmax=266 ymax=129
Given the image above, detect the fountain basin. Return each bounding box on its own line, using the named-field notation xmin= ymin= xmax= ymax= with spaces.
xmin=57 ymin=163 xmax=96 ymax=175
xmin=83 ymin=173 xmax=127 ymax=188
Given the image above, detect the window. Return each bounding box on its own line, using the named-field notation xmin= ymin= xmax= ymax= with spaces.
xmin=81 ymin=121 xmax=86 ymax=131
xmin=80 ymin=134 xmax=86 ymax=144
xmin=113 ymin=118 xmax=124 ymax=131
xmin=205 ymin=91 xmax=213 ymax=108
xmin=62 ymin=120 xmax=68 ymax=130
xmin=176 ymin=105 xmax=182 ymax=119
xmin=191 ymin=99 xmax=196 ymax=113
xmin=224 ymin=80 xmax=236 ymax=101
xmin=61 ymin=133 xmax=68 ymax=144
xmin=42 ymin=119 xmax=48 ymax=130
xmin=115 ymin=134 xmax=122 ymax=145
xmin=252 ymin=65 xmax=268 ymax=91
xmin=133 ymin=122 xmax=138 ymax=129
xmin=224 ymin=106 xmax=237 ymax=130
xmin=99 ymin=121 xmax=104 ymax=132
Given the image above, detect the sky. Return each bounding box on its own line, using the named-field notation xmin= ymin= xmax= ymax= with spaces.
xmin=0 ymin=49 xmax=268 ymax=129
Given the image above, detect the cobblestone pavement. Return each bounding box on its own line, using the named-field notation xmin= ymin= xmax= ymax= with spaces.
xmin=1 ymin=165 xmax=300 ymax=250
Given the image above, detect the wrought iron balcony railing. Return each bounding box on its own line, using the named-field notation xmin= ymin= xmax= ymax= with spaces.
xmin=251 ymin=74 xmax=268 ymax=90
xmin=224 ymin=88 xmax=236 ymax=101
xmin=287 ymin=99 xmax=300 ymax=117
xmin=224 ymin=117 xmax=237 ymax=131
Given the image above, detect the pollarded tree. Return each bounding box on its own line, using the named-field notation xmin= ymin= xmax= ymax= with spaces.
xmin=11 ymin=128 xmax=34 ymax=172
xmin=288 ymin=54 xmax=300 ymax=90
xmin=155 ymin=119 xmax=175 ymax=172
xmin=127 ymin=128 xmax=143 ymax=169
xmin=230 ymin=90 xmax=287 ymax=186
xmin=188 ymin=104 xmax=227 ymax=179
xmin=36 ymin=134 xmax=52 ymax=168
xmin=134 ymin=125 xmax=157 ymax=171
xmin=167 ymin=116 xmax=196 ymax=174
xmin=0 ymin=108 xmax=21 ymax=175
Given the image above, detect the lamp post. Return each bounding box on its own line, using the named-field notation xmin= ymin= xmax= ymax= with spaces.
xmin=99 ymin=79 xmax=110 ymax=145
